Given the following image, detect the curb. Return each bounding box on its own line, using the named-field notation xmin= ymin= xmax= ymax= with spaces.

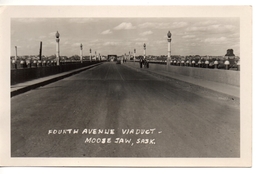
xmin=11 ymin=63 xmax=103 ymax=97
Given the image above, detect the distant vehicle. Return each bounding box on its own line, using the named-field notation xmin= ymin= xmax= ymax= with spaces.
xmin=116 ymin=57 xmax=122 ymax=64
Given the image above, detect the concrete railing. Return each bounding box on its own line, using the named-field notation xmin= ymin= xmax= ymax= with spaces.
xmin=128 ymin=61 xmax=240 ymax=87
xmin=147 ymin=60 xmax=240 ymax=71
xmin=11 ymin=61 xmax=102 ymax=85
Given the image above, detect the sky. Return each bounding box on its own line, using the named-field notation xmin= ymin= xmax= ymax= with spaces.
xmin=11 ymin=18 xmax=240 ymax=57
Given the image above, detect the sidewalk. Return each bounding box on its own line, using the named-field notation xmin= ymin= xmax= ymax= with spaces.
xmin=11 ymin=63 xmax=102 ymax=97
xmin=123 ymin=62 xmax=240 ymax=98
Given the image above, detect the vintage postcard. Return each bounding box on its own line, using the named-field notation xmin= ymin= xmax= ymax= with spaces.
xmin=0 ymin=6 xmax=252 ymax=167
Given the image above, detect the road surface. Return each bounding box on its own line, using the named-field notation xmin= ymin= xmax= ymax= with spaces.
xmin=11 ymin=62 xmax=240 ymax=157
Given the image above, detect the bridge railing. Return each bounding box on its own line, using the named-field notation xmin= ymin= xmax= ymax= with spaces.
xmin=129 ymin=59 xmax=240 ymax=71
xmin=11 ymin=60 xmax=102 ymax=85
xmin=10 ymin=59 xmax=100 ymax=70
xmin=126 ymin=60 xmax=240 ymax=87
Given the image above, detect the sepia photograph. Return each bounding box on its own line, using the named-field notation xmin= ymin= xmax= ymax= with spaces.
xmin=0 ymin=6 xmax=252 ymax=167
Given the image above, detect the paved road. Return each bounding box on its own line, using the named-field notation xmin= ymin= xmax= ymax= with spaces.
xmin=11 ymin=62 xmax=240 ymax=157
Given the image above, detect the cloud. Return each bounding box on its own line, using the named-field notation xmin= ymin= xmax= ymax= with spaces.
xmin=114 ymin=22 xmax=136 ymax=30
xmin=182 ymin=35 xmax=196 ymax=39
xmin=197 ymin=20 xmax=217 ymax=25
xmin=154 ymin=40 xmax=166 ymax=44
xmin=187 ymin=42 xmax=200 ymax=47
xmin=39 ymin=36 xmax=46 ymax=39
xmin=48 ymin=31 xmax=57 ymax=37
xmin=186 ymin=26 xmax=207 ymax=32
xmin=169 ymin=22 xmax=188 ymax=29
xmin=138 ymin=22 xmax=188 ymax=29
xmin=135 ymin=42 xmax=145 ymax=46
xmin=186 ymin=24 xmax=237 ymax=33
xmin=140 ymin=31 xmax=153 ymax=36
xmin=103 ymin=42 xmax=118 ymax=46
xmin=204 ymin=37 xmax=227 ymax=44
xmin=134 ymin=38 xmax=148 ymax=41
xmin=49 ymin=41 xmax=56 ymax=45
xmin=71 ymin=43 xmax=82 ymax=47
xmin=90 ymin=39 xmax=100 ymax=43
xmin=228 ymin=32 xmax=240 ymax=38
xmin=88 ymin=39 xmax=101 ymax=46
xmin=229 ymin=43 xmax=240 ymax=50
xmin=101 ymin=29 xmax=112 ymax=35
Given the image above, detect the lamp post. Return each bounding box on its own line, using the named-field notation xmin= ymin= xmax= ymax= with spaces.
xmin=167 ymin=31 xmax=172 ymax=71
xmin=90 ymin=49 xmax=92 ymax=62
xmin=129 ymin=51 xmax=131 ymax=61
xmin=15 ymin=46 xmax=17 ymax=61
xmin=134 ymin=49 xmax=136 ymax=63
xmin=80 ymin=43 xmax=83 ymax=63
xmin=55 ymin=31 xmax=60 ymax=66
xmin=143 ymin=43 xmax=146 ymax=59
xmin=95 ymin=51 xmax=97 ymax=61
xmin=39 ymin=41 xmax=42 ymax=60
xmin=12 ymin=46 xmax=18 ymax=69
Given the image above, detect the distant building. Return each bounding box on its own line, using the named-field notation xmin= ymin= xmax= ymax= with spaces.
xmin=225 ymin=49 xmax=235 ymax=57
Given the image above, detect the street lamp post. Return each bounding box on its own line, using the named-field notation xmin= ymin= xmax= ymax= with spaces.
xmin=90 ymin=49 xmax=92 ymax=62
xmin=15 ymin=46 xmax=17 ymax=61
xmin=95 ymin=51 xmax=97 ymax=61
xmin=167 ymin=31 xmax=172 ymax=71
xmin=80 ymin=43 xmax=83 ymax=63
xmin=39 ymin=41 xmax=42 ymax=60
xmin=143 ymin=43 xmax=146 ymax=59
xmin=55 ymin=31 xmax=60 ymax=66
xmin=134 ymin=49 xmax=136 ymax=63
